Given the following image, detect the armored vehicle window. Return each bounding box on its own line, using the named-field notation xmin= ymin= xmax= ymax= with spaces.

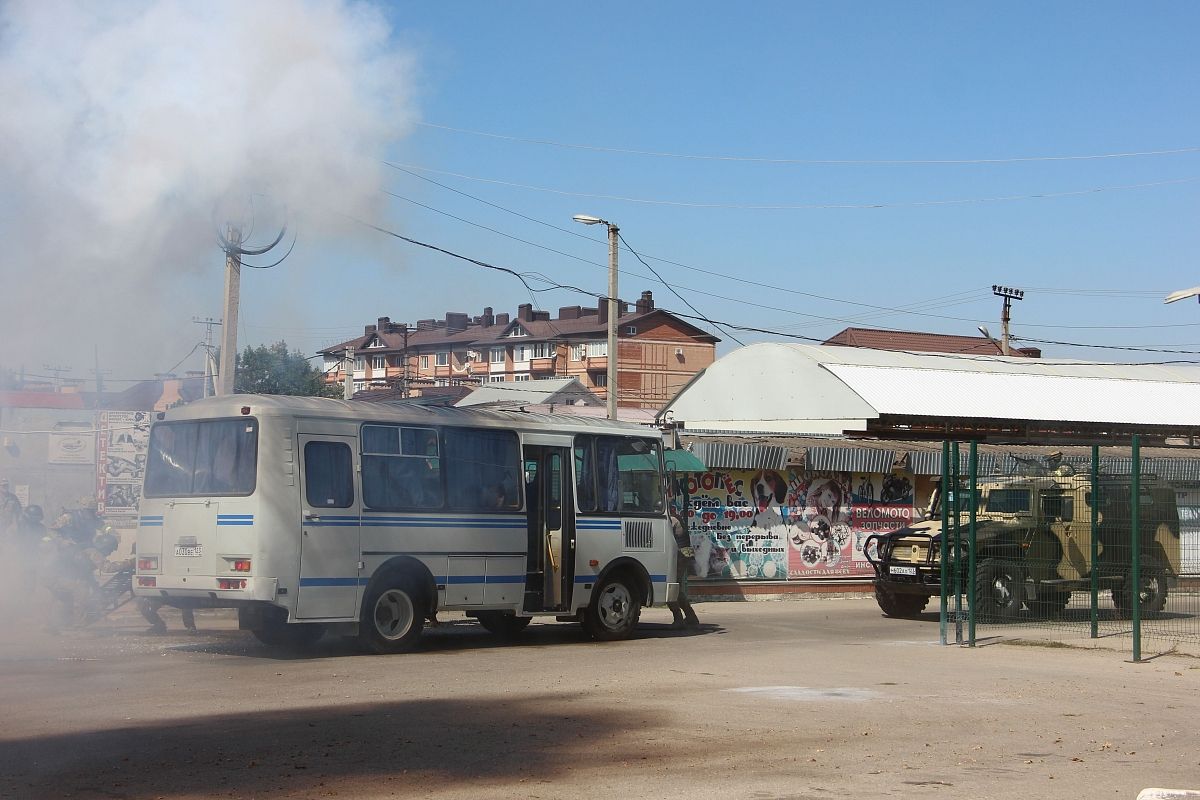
xmin=1041 ymin=493 xmax=1073 ymax=522
xmin=985 ymin=488 xmax=1032 ymax=514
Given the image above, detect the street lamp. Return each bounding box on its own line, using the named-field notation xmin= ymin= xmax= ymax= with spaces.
xmin=573 ymin=214 xmax=619 ymax=420
xmin=1164 ymin=286 xmax=1200 ymax=304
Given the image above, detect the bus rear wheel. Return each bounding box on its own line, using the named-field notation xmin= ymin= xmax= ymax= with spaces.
xmin=361 ymin=578 xmax=425 ymax=654
xmin=583 ymin=572 xmax=641 ymax=641
xmin=475 ymin=611 xmax=532 ymax=638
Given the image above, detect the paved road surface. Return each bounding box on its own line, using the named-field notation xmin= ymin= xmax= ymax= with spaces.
xmin=0 ymin=597 xmax=1196 ymax=799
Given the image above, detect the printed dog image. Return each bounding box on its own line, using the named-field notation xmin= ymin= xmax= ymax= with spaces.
xmin=748 ymin=469 xmax=787 ymax=526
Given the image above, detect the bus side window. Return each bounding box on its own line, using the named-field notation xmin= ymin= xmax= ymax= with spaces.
xmin=304 ymin=441 xmax=353 ymax=508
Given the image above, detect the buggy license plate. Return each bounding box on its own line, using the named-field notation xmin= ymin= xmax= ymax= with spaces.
xmin=174 ymin=545 xmax=203 ymax=557
xmin=889 ymin=565 xmax=918 ymax=576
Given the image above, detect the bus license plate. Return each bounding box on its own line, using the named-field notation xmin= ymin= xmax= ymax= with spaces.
xmin=890 ymin=565 xmax=917 ymax=576
xmin=175 ymin=545 xmax=203 ymax=557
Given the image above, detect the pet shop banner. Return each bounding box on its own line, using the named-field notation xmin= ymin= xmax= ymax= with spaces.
xmin=96 ymin=411 xmax=151 ymax=518
xmin=683 ymin=469 xmax=917 ymax=580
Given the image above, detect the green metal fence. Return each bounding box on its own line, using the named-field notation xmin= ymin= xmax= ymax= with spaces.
xmin=937 ymin=438 xmax=1200 ymax=660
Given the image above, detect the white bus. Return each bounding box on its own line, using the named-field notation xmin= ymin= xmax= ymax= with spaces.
xmin=133 ymin=395 xmax=678 ymax=652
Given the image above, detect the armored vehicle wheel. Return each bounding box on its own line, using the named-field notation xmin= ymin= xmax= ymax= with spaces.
xmin=874 ymin=583 xmax=929 ymax=618
xmin=1112 ymin=558 xmax=1167 ymax=618
xmin=360 ymin=577 xmax=425 ymax=654
xmin=476 ymin=611 xmax=533 ymax=638
xmin=1028 ymin=587 xmax=1071 ymax=617
xmin=583 ymin=571 xmax=641 ymax=641
xmin=974 ymin=559 xmax=1023 ymax=621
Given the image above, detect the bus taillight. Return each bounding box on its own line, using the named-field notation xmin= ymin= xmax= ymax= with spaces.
xmin=137 ymin=577 xmax=156 ymax=588
xmin=137 ymin=557 xmax=158 ymax=571
xmin=232 ymin=559 xmax=251 ymax=572
xmin=218 ymin=579 xmax=247 ymax=590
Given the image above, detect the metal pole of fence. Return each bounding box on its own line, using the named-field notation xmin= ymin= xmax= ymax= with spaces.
xmin=968 ymin=440 xmax=978 ymax=647
xmin=1131 ymin=434 xmax=1142 ymax=662
xmin=940 ymin=440 xmax=950 ymax=646
xmin=953 ymin=441 xmax=963 ymax=645
xmin=1090 ymin=444 xmax=1099 ymax=639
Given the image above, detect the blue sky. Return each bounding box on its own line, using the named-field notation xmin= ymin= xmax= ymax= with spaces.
xmin=3 ymin=1 xmax=1198 ymax=380
xmin=333 ymin=1 xmax=1200 ymax=362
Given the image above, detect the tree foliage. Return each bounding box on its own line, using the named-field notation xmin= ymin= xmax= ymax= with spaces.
xmin=234 ymin=341 xmax=339 ymax=397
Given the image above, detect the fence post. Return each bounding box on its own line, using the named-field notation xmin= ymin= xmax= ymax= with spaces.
xmin=968 ymin=440 xmax=978 ymax=647
xmin=953 ymin=441 xmax=963 ymax=645
xmin=940 ymin=440 xmax=950 ymax=646
xmin=1131 ymin=435 xmax=1141 ymax=662
xmin=1090 ymin=444 xmax=1099 ymax=639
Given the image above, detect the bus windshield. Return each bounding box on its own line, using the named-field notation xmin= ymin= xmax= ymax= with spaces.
xmin=144 ymin=418 xmax=259 ymax=497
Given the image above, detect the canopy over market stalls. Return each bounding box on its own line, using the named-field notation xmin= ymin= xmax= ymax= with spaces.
xmin=660 ymin=343 xmax=1200 ymax=445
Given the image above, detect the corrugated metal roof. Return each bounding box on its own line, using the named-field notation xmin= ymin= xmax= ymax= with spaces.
xmin=807 ymin=446 xmax=896 ymax=473
xmin=664 ymin=343 xmax=1200 ymax=434
xmin=826 ymin=364 xmax=1200 ymax=426
xmin=689 ymin=442 xmax=788 ymax=470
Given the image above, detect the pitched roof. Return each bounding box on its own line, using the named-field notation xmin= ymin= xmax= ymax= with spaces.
xmin=823 ymin=327 xmax=1032 ymax=357
xmin=455 ymin=377 xmax=602 ymax=408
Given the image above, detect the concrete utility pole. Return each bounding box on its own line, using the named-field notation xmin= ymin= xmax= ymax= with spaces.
xmin=343 ymin=348 xmax=354 ymax=400
xmin=992 ymin=284 xmax=1024 ymax=356
xmin=572 ymin=214 xmax=620 ymax=420
xmin=217 ymin=226 xmax=242 ymax=396
xmin=193 ymin=317 xmax=221 ymax=398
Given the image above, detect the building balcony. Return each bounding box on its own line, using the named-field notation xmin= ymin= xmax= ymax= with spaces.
xmin=530 ymin=357 xmax=556 ymax=372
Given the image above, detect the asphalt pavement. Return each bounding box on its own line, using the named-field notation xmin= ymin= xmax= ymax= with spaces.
xmin=0 ymin=597 xmax=1197 ymax=799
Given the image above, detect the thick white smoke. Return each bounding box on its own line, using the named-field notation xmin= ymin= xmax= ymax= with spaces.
xmin=0 ymin=0 xmax=415 ymax=378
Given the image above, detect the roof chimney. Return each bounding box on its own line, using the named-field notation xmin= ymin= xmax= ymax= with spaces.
xmin=496 ymin=312 xmax=510 ymax=326
xmin=446 ymin=312 xmax=469 ymax=333
xmin=517 ymin=303 xmax=534 ymax=322
xmin=364 ymin=324 xmax=377 ymax=335
xmin=558 ymin=306 xmax=582 ymax=320
xmin=377 ymin=316 xmax=390 ymax=331
xmin=635 ymin=291 xmax=654 ymax=313
xmin=481 ymin=307 xmax=495 ymax=327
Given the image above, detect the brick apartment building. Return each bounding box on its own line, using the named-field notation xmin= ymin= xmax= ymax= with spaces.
xmin=320 ymin=291 xmax=719 ymax=410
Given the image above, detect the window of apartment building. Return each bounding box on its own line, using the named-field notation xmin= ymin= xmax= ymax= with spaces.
xmin=485 ymin=374 xmax=506 ymax=383
xmin=625 ymin=326 xmax=637 ymax=335
xmin=593 ymin=373 xmax=607 ymax=387
xmin=353 ymin=381 xmax=364 ymax=392
xmin=435 ymin=352 xmax=449 ymax=366
xmin=506 ymin=327 xmax=528 ymax=338
xmin=513 ymin=373 xmax=530 ymax=382
xmin=371 ymin=355 xmax=386 ymax=370
xmin=366 ymin=338 xmax=385 ymax=348
xmin=354 ymin=356 xmax=365 ymax=371
xmin=513 ymin=345 xmax=531 ymax=362
xmin=532 ymin=342 xmax=553 ymax=359
xmin=420 ymin=355 xmax=429 ymax=369
xmin=490 ymin=347 xmax=505 ymax=363
xmin=570 ymin=344 xmax=583 ymax=361
xmin=323 ymin=355 xmax=340 ymax=373
xmin=586 ymin=341 xmax=608 ymax=358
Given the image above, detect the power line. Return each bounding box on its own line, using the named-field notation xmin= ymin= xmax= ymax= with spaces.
xmin=386 ymin=161 xmax=1200 ymax=210
xmin=416 ymin=122 xmax=1200 ymax=166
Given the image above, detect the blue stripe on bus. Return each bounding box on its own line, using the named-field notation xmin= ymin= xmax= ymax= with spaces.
xmin=299 ymin=575 xmax=526 ymax=588
xmin=139 ymin=516 xmax=163 ymax=527
xmin=573 ymin=574 xmax=668 ymax=584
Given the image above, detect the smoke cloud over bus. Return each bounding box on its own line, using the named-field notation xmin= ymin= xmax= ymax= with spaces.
xmin=0 ymin=0 xmax=416 ymax=377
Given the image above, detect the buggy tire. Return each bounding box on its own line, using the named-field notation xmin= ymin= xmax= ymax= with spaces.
xmin=1112 ymin=558 xmax=1168 ymax=619
xmin=360 ymin=576 xmax=425 ymax=654
xmin=974 ymin=559 xmax=1023 ymax=621
xmin=583 ymin=571 xmax=641 ymax=641
xmin=874 ymin=584 xmax=929 ymax=618
xmin=252 ymin=621 xmax=326 ymax=649
xmin=476 ymin=611 xmax=532 ymax=638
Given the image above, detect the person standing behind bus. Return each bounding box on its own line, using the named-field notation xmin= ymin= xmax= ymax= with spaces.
xmin=667 ymin=508 xmax=700 ymax=630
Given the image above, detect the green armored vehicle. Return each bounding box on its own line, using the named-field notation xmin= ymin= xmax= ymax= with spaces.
xmin=864 ymin=469 xmax=1181 ymax=619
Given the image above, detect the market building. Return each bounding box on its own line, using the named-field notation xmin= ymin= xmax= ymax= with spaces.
xmin=657 ymin=343 xmax=1200 ymax=590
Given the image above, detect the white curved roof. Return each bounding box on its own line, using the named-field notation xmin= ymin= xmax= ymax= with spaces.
xmin=662 ymin=343 xmax=1200 ymax=435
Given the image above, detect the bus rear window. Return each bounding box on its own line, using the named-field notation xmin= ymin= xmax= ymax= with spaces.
xmin=144 ymin=419 xmax=258 ymax=497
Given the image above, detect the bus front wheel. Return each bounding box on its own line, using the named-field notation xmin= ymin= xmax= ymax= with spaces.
xmin=361 ymin=578 xmax=425 ymax=654
xmin=583 ymin=572 xmax=642 ymax=641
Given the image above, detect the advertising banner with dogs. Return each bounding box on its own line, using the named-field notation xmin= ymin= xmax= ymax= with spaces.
xmin=683 ymin=468 xmax=916 ymax=580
